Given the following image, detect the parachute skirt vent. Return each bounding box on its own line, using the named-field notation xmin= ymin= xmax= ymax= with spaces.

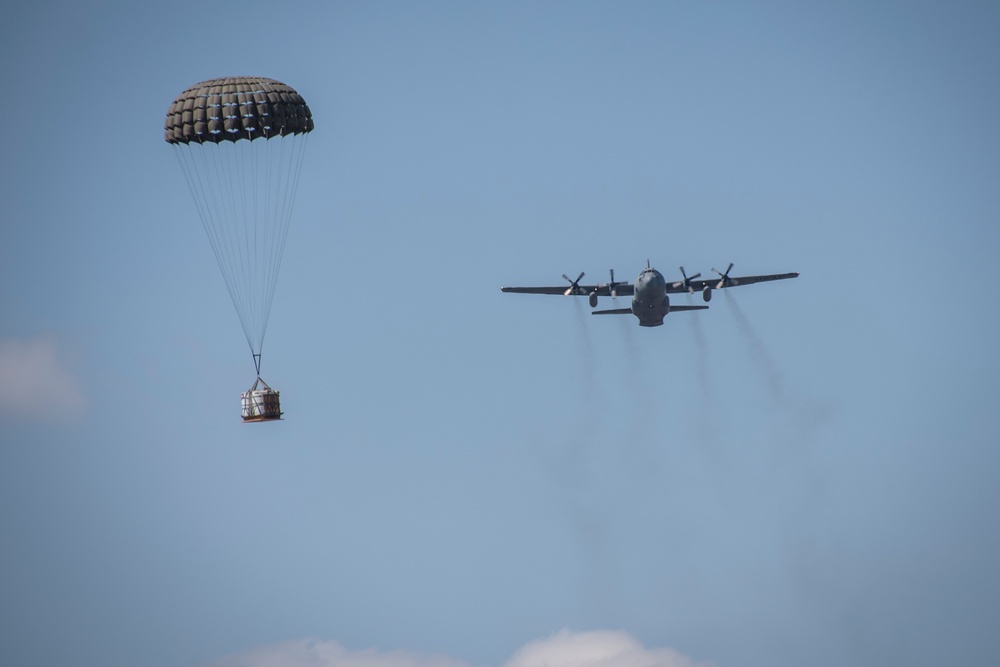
xmin=241 ymin=377 xmax=282 ymax=422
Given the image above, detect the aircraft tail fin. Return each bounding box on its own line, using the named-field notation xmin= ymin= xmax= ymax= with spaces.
xmin=591 ymin=308 xmax=633 ymax=316
xmin=669 ymin=305 xmax=709 ymax=312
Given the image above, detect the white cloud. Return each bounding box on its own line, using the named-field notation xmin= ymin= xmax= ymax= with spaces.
xmin=504 ymin=630 xmax=713 ymax=667
xmin=202 ymin=631 xmax=713 ymax=667
xmin=204 ymin=639 xmax=473 ymax=667
xmin=0 ymin=335 xmax=87 ymax=421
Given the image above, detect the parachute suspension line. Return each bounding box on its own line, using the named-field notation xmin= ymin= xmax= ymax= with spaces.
xmin=255 ymin=132 xmax=308 ymax=350
xmin=203 ymin=142 xmax=246 ymax=335
xmin=225 ymin=139 xmax=256 ymax=349
xmin=232 ymin=138 xmax=258 ymax=351
xmin=253 ymin=352 xmax=262 ymax=376
xmin=255 ymin=134 xmax=276 ymax=353
xmin=232 ymin=138 xmax=264 ymax=355
xmin=250 ymin=136 xmax=264 ymax=357
xmin=213 ymin=141 xmax=254 ymax=351
xmin=259 ymin=130 xmax=276 ymax=348
xmin=174 ymin=145 xmax=253 ymax=353
xmin=173 ymin=132 xmax=308 ymax=368
xmin=176 ymin=141 xmax=257 ymax=355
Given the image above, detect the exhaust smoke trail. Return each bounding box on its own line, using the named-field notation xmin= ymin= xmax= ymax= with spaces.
xmin=594 ymin=303 xmax=651 ymax=436
xmin=682 ymin=297 xmax=724 ymax=465
xmin=686 ymin=297 xmax=714 ymax=405
xmin=557 ymin=297 xmax=600 ymax=468
xmin=615 ymin=310 xmax=666 ymax=477
xmin=618 ymin=312 xmax=647 ymax=400
xmin=572 ymin=296 xmax=599 ymax=411
xmin=724 ymin=290 xmax=783 ymax=399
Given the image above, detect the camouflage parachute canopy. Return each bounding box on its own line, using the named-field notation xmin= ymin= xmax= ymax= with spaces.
xmin=165 ymin=76 xmax=314 ymax=144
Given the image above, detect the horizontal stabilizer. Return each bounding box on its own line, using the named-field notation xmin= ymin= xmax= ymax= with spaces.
xmin=591 ymin=308 xmax=633 ymax=316
xmin=669 ymin=305 xmax=709 ymax=312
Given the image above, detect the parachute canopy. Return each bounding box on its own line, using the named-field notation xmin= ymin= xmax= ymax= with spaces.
xmin=165 ymin=77 xmax=313 ymax=376
xmin=165 ymin=76 xmax=313 ymax=144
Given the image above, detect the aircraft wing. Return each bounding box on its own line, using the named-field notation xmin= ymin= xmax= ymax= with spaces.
xmin=666 ymin=271 xmax=799 ymax=293
xmin=501 ymin=283 xmax=635 ymax=297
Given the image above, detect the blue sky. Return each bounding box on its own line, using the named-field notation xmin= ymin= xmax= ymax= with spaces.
xmin=2 ymin=2 xmax=998 ymax=666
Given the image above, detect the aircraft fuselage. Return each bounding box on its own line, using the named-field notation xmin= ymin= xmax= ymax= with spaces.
xmin=631 ymin=268 xmax=671 ymax=327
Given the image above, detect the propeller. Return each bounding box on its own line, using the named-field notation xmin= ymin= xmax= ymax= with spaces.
xmin=712 ymin=262 xmax=738 ymax=289
xmin=587 ymin=269 xmax=621 ymax=308
xmin=563 ymin=272 xmax=585 ymax=296
xmin=672 ymin=266 xmax=702 ymax=293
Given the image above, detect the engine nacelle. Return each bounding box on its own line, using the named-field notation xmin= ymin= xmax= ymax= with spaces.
xmin=589 ymin=292 xmax=598 ymax=308
xmin=702 ymin=286 xmax=713 ymax=302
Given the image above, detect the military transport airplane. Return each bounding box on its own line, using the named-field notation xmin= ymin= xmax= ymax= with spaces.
xmin=501 ymin=263 xmax=799 ymax=327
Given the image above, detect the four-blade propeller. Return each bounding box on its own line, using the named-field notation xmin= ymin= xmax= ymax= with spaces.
xmin=562 ymin=272 xmax=585 ymax=296
xmin=672 ymin=266 xmax=702 ymax=293
xmin=713 ymin=262 xmax=738 ymax=289
xmin=607 ymin=269 xmax=620 ymax=298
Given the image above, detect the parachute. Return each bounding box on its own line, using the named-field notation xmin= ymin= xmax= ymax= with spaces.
xmin=165 ymin=76 xmax=314 ymax=421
